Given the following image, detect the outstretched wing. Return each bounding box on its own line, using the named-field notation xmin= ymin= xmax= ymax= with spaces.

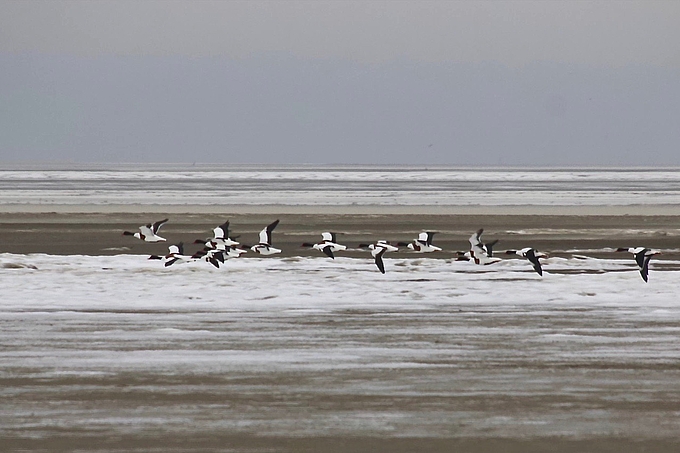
xmin=639 ymin=254 xmax=652 ymax=282
xmin=259 ymin=219 xmax=279 ymax=245
xmin=213 ymin=221 xmax=230 ymax=240
xmin=484 ymin=239 xmax=499 ymax=257
xmin=525 ymin=249 xmax=543 ymax=276
xmin=167 ymin=242 xmax=184 ymax=256
xmin=469 ymin=229 xmax=483 ymax=248
xmin=151 ymin=218 xmax=168 ymax=234
xmin=634 ymin=249 xmax=650 ymax=271
xmin=322 ymin=245 xmax=335 ymax=259
xmin=426 ymin=232 xmax=436 ymax=245
xmin=374 ymin=248 xmax=387 ymax=274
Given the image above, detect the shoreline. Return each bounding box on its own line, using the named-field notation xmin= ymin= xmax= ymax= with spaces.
xmin=3 ymin=203 xmax=680 ymax=216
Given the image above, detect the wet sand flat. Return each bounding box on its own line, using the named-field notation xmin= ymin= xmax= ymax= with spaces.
xmin=1 ymin=210 xmax=680 ymax=259
xmin=2 ymin=207 xmax=680 ymax=452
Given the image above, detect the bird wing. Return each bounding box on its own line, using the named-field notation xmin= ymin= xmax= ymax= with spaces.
xmin=470 ymin=244 xmax=489 ymax=264
xmin=374 ymin=248 xmax=387 ymax=274
xmin=469 ymin=229 xmax=483 ymax=248
xmin=151 ymin=218 xmax=168 ymax=234
xmin=321 ymin=245 xmax=335 ymax=259
xmin=634 ymin=249 xmax=649 ymax=270
xmin=639 ymin=253 xmax=653 ymax=282
xmin=260 ymin=219 xmax=279 ymax=245
xmin=321 ymin=232 xmax=333 ymax=242
xmin=525 ymin=249 xmax=543 ymax=276
xmin=426 ymin=232 xmax=436 ymax=245
xmin=213 ymin=221 xmax=230 ymax=240
xmin=138 ymin=224 xmax=154 ymax=238
xmin=484 ymin=239 xmax=499 ymax=257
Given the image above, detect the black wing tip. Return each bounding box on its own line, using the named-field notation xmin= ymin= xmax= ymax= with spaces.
xmin=375 ymin=261 xmax=386 ymax=274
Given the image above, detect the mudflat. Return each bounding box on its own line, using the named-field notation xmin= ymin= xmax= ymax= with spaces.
xmin=1 ymin=210 xmax=679 ymax=259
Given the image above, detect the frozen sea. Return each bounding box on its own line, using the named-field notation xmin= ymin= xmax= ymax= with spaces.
xmin=2 ymin=253 xmax=680 ymax=446
xmin=2 ymin=165 xmax=680 ymax=207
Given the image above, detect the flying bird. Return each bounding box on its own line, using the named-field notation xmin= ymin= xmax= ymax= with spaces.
xmin=366 ymin=240 xmax=399 ymax=274
xmin=468 ymin=229 xmax=500 ymax=265
xmin=149 ymin=242 xmax=192 ymax=267
xmin=194 ymin=220 xmax=240 ymax=248
xmin=302 ymin=232 xmax=347 ymax=259
xmin=251 ymin=220 xmax=282 ymax=255
xmin=506 ymin=248 xmax=546 ymax=276
xmin=123 ymin=218 xmax=168 ymax=242
xmin=398 ymin=232 xmax=442 ymax=253
xmin=616 ymin=247 xmax=661 ymax=282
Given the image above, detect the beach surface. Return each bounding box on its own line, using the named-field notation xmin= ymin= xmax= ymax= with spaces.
xmin=2 ymin=205 xmax=680 ymax=452
xmin=2 ymin=207 xmax=680 ymax=259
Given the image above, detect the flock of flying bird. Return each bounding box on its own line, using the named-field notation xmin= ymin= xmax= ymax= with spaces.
xmin=123 ymin=218 xmax=661 ymax=282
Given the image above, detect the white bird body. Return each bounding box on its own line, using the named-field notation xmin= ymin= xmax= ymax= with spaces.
xmin=467 ymin=229 xmax=501 ymax=265
xmin=190 ymin=247 xmax=224 ymax=268
xmin=617 ymin=247 xmax=661 ymax=282
xmin=252 ymin=244 xmax=282 ymax=256
xmin=309 ymin=232 xmax=347 ymax=259
xmin=470 ymin=244 xmax=501 ymax=265
xmin=405 ymin=232 xmax=442 ymax=252
xmin=162 ymin=243 xmax=193 ymax=267
xmin=210 ymin=242 xmax=249 ymax=259
xmin=368 ymin=240 xmax=398 ymax=273
xmin=508 ymin=247 xmax=545 ymax=276
xmin=123 ymin=218 xmax=168 ymax=242
xmin=212 ymin=221 xmax=240 ymax=246
xmin=225 ymin=247 xmax=248 ymax=258
xmin=251 ymin=220 xmax=282 ymax=255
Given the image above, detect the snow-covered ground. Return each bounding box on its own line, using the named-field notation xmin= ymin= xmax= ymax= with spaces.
xmin=2 ymin=254 xmax=680 ymax=441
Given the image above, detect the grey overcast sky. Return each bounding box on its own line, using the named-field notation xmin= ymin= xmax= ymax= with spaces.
xmin=1 ymin=0 xmax=679 ymax=165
